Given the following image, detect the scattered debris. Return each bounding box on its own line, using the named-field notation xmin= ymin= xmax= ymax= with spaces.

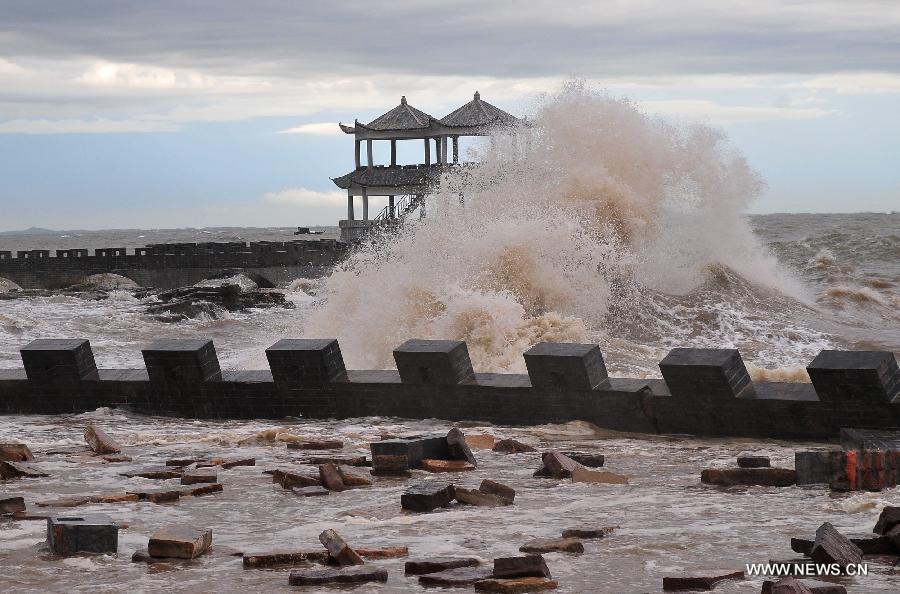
xmin=700 ymin=468 xmax=796 ymax=487
xmin=401 ymin=482 xmax=455 ymax=512
xmin=662 ymin=569 xmax=744 ymax=591
xmin=84 ymin=425 xmax=121 ymax=455
xmin=519 ymin=538 xmax=584 ymax=554
xmin=288 ymin=565 xmax=388 ymax=586
xmin=148 ymin=525 xmax=213 ymax=559
xmin=405 ymin=557 xmax=481 ymax=575
xmin=319 ymin=529 xmax=363 ymax=566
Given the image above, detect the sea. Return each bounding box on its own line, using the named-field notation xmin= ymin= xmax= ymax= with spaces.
xmin=1 ymin=88 xmax=898 ymax=592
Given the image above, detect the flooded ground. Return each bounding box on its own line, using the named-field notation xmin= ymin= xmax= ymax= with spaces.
xmin=1 ymin=410 xmax=897 ymax=593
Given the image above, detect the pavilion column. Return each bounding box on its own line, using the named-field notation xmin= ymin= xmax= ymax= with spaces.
xmin=452 ymin=136 xmax=459 ymax=164
xmin=366 ymin=139 xmax=373 ymax=168
xmin=389 ymin=195 xmax=395 ymax=219
xmin=441 ymin=137 xmax=448 ymax=164
xmin=390 ymin=140 xmax=396 ymax=166
xmin=424 ymin=138 xmax=430 ymax=165
xmin=362 ymin=187 xmax=369 ymax=221
xmin=347 ymin=190 xmax=354 ymax=221
xmin=354 ymin=139 xmax=361 ymax=169
xmin=435 ymin=137 xmax=442 ymax=164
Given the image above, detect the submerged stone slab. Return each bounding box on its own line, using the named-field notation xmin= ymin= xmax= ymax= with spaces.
xmin=0 ymin=495 xmax=26 ymax=514
xmin=148 ymin=525 xmax=212 ymax=559
xmin=303 ymin=455 xmax=368 ymax=467
xmin=561 ymin=452 xmax=604 ymax=468
xmin=571 ymin=467 xmax=629 ymax=484
xmin=121 ymin=467 xmax=181 ymax=480
xmin=405 ymin=557 xmax=481 ymax=575
xmin=393 ymin=339 xmax=475 ymax=385
xmin=493 ymin=555 xmax=551 ymax=579
xmin=242 ymin=549 xmax=330 ymax=568
xmin=737 ymin=456 xmax=770 ymax=468
xmin=126 ymin=488 xmax=180 ymax=503
xmin=272 ymin=467 xmax=320 ymax=489
xmin=810 ymin=522 xmax=862 ymax=569
xmin=336 ymin=466 xmax=372 ymax=487
xmin=662 ymin=569 xmax=744 ymax=591
xmin=480 ymin=479 xmax=515 ymax=502
xmin=402 ymin=483 xmax=455 ymax=512
xmin=371 ymin=434 xmax=450 ymax=470
xmin=288 ymin=565 xmax=387 ymax=586
xmin=181 ymin=469 xmax=217 ymax=485
xmin=493 ymin=439 xmax=538 ymax=454
xmin=0 ymin=461 xmax=48 ymax=479
xmin=807 ymin=350 xmax=899 ymax=404
xmin=47 ymin=514 xmax=118 ymax=555
xmin=319 ymin=529 xmax=363 ymax=566
xmin=0 ymin=443 xmax=34 ymax=462
xmin=524 ymin=342 xmax=608 ymax=391
xmin=454 ymin=487 xmax=513 ymax=507
xmin=355 ymin=546 xmax=408 ymax=560
xmin=290 ymin=486 xmax=329 ymax=497
xmin=659 ymin=348 xmax=754 ymax=400
xmin=474 ymin=577 xmax=559 ymax=593
xmin=287 ymin=439 xmax=344 ymax=451
xmin=561 ymin=526 xmax=617 ymax=539
xmin=266 ymin=338 xmax=347 ymax=389
xmin=700 ymin=468 xmax=796 ymax=487
xmin=419 ymin=565 xmax=494 ymax=586
xmin=519 ymin=538 xmax=584 ymax=554
xmin=84 ymin=425 xmax=121 ymax=455
xmin=182 ymin=483 xmax=223 ymax=497
xmin=421 ymin=459 xmax=475 ymax=473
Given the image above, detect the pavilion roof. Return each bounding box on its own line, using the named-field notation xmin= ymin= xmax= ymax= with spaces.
xmin=331 ymin=164 xmax=443 ymax=190
xmin=340 ymin=96 xmax=438 ymax=134
xmin=439 ymin=91 xmax=519 ymax=128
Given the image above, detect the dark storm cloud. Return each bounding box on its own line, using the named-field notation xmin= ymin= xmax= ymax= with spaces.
xmin=2 ymin=0 xmax=899 ymax=78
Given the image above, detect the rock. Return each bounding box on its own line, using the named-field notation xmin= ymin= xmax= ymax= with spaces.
xmin=305 ymin=456 xmax=368 ymax=467
xmin=662 ymin=569 xmax=744 ymax=590
xmin=220 ymin=458 xmax=255 ymax=469
xmin=873 ymin=506 xmax=900 ymax=534
xmin=126 ymin=488 xmax=181 ymax=503
xmin=571 ymin=466 xmax=629 ymax=484
xmin=92 ymin=493 xmax=140 ymax=504
xmin=421 ymin=459 xmax=476 ymax=472
xmin=455 ymin=487 xmax=514 ymax=507
xmin=287 ymin=440 xmax=344 ymax=451
xmin=84 ymin=425 xmax=121 ymax=455
xmin=401 ymin=482 xmax=455 ymax=512
xmin=371 ymin=454 xmax=411 ymax=476
xmin=561 ymin=452 xmax=605 ymax=468
xmin=0 ymin=461 xmax=48 ymax=479
xmin=465 ymin=434 xmax=497 ymax=450
xmin=288 ymin=565 xmax=388 ymax=586
xmin=810 ymin=522 xmax=863 ymax=569
xmin=319 ymin=529 xmax=363 ymax=566
xmin=790 ymin=537 xmax=813 ymax=556
xmin=336 ymin=466 xmax=372 ymax=487
xmin=493 ymin=555 xmax=552 ymax=579
xmin=355 ymin=546 xmax=408 ymax=559
xmin=561 ymin=526 xmax=617 ymax=539
xmin=318 ymin=463 xmax=347 ymax=492
xmin=474 ymin=577 xmax=559 ymax=593
xmin=519 ymin=538 xmax=584 ymax=554
xmin=700 ymin=468 xmax=796 ymax=487
xmin=419 ymin=566 xmax=494 ymax=586
xmin=406 ymin=557 xmax=481 ymax=575
xmin=121 ymin=467 xmax=182 ymax=480
xmin=737 ymin=456 xmax=771 ymax=468
xmin=480 ymin=479 xmax=515 ymax=502
xmin=0 ymin=495 xmax=26 ymax=514
xmin=182 ymin=483 xmax=224 ymax=497
xmin=493 ymin=439 xmax=537 ymax=454
xmin=0 ymin=443 xmax=34 ymax=462
xmin=242 ymin=550 xmax=331 ymax=568
xmin=148 ymin=525 xmax=212 ymax=559
xmin=849 ymin=533 xmax=895 ymax=554
xmin=148 ymin=284 xmax=291 ymax=322
xmin=47 ymin=514 xmax=118 ymax=555
xmin=272 ymin=467 xmax=321 ymax=489
xmin=290 ymin=486 xmax=330 ymax=497
xmin=101 ymin=455 xmax=132 ymax=463
xmin=181 ymin=470 xmax=217 ymax=485
xmin=765 ymin=578 xmax=815 ymax=594
xmin=447 ymin=428 xmax=478 ymax=466
xmin=536 ymin=452 xmax=579 ymax=479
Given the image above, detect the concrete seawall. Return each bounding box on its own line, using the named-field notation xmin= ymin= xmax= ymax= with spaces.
xmin=0 ymin=240 xmax=349 ymax=289
xmin=1 ymin=338 xmax=897 ymax=440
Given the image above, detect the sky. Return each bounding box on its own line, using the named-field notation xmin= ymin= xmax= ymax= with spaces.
xmin=0 ymin=0 xmax=898 ymax=231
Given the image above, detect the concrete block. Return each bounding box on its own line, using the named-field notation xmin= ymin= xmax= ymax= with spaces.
xmin=142 ymin=339 xmax=221 ymax=387
xmin=807 ymin=350 xmax=899 ymax=404
xmin=393 ymin=339 xmax=475 ymax=385
xmin=401 ymin=482 xmax=455 ymax=512
xmin=524 ymin=342 xmax=608 ymax=390
xmin=21 ymin=339 xmax=99 ymax=382
xmin=370 ymin=434 xmax=450 ymax=469
xmin=795 ymin=451 xmax=834 ymax=485
xmin=47 ymin=514 xmax=118 ymax=555
xmin=266 ymin=338 xmax=347 ymax=389
xmin=148 ymin=525 xmax=212 ymax=558
xmin=659 ymin=348 xmax=755 ymax=400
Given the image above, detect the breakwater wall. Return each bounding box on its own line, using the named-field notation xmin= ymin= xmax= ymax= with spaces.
xmin=1 ymin=339 xmax=898 ymax=440
xmin=0 ymin=240 xmax=349 ymax=289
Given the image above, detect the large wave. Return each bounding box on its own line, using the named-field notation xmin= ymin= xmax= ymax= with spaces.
xmin=303 ymin=83 xmax=824 ymax=375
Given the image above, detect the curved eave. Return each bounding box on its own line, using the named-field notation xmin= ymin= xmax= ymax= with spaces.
xmin=339 ymin=123 xmax=357 ymax=134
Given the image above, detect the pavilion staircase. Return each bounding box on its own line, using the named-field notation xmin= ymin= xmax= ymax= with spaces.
xmin=373 ymin=194 xmax=424 ymax=224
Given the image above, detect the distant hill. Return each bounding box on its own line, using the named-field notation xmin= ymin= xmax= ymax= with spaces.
xmin=0 ymin=227 xmax=57 ymax=235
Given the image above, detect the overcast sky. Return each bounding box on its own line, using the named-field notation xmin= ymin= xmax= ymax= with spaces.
xmin=1 ymin=0 xmax=898 ymax=230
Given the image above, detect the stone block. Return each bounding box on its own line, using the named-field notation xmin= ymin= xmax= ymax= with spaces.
xmin=127 ymin=489 xmax=180 ymax=504
xmin=265 ymin=338 xmax=347 ymax=389
xmin=454 ymin=487 xmax=513 ymax=507
xmin=662 ymin=569 xmax=744 ymax=591
xmin=447 ymin=428 xmax=478 ymax=466
xmin=370 ymin=454 xmax=411 ymax=476
xmin=535 ymin=452 xmax=579 ymax=479
xmin=0 ymin=495 xmax=26 ymax=514
xmin=355 ymin=546 xmax=408 ymax=559
xmin=84 ymin=425 xmax=121 ymax=455
xmin=242 ymin=549 xmax=330 ymax=568
xmin=181 ymin=470 xmax=217 ymax=485
xmin=737 ymin=456 xmax=770 ymax=468
xmin=561 ymin=452 xmax=604 ymax=467
xmin=519 ymin=537 xmax=583 ymax=554
xmin=47 ymin=514 xmax=118 ymax=555
xmin=480 ymin=479 xmax=515 ymax=502
xmin=318 ymin=463 xmax=346 ymax=492
xmin=405 ymin=557 xmax=481 ymax=575
xmin=474 ymin=577 xmax=559 ymax=593
xmin=393 ymin=339 xmax=475 ymax=385
xmin=524 ymin=342 xmax=608 ymax=390
xmin=659 ymin=348 xmax=755 ymax=400
xmin=336 ymin=466 xmax=372 ymax=487
xmin=561 ymin=526 xmax=617 ymax=539
xmin=0 ymin=461 xmax=48 ymax=479
xmin=419 ymin=566 xmax=494 ymax=586
xmin=810 ymin=522 xmax=862 ymax=569
xmin=493 ymin=439 xmax=538 ymax=454
xmin=287 ymin=439 xmax=344 ymax=450
xmin=142 ymin=339 xmax=222 ymax=389
xmin=571 ymin=467 xmax=629 ymax=484
xmin=493 ymin=555 xmax=551 ymax=579
xmin=148 ymin=525 xmax=212 ymax=559
xmin=121 ymin=467 xmax=181 ymax=480
xmin=807 ymin=350 xmax=899 ymax=404
xmin=21 ymin=339 xmax=99 ymax=382
xmin=795 ymin=451 xmax=834 ymax=485
xmin=0 ymin=443 xmax=34 ymax=462
xmin=700 ymin=468 xmax=796 ymax=487
xmin=370 ymin=434 xmax=450 ymax=469
xmin=318 ymin=529 xmax=363 ymax=566
xmin=288 ymin=565 xmax=387 ymax=586
xmin=401 ymin=482 xmax=455 ymax=512
xmin=873 ymin=506 xmax=900 ymax=534
xmin=421 ymin=459 xmax=475 ymax=472
xmin=272 ymin=467 xmax=320 ymax=489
